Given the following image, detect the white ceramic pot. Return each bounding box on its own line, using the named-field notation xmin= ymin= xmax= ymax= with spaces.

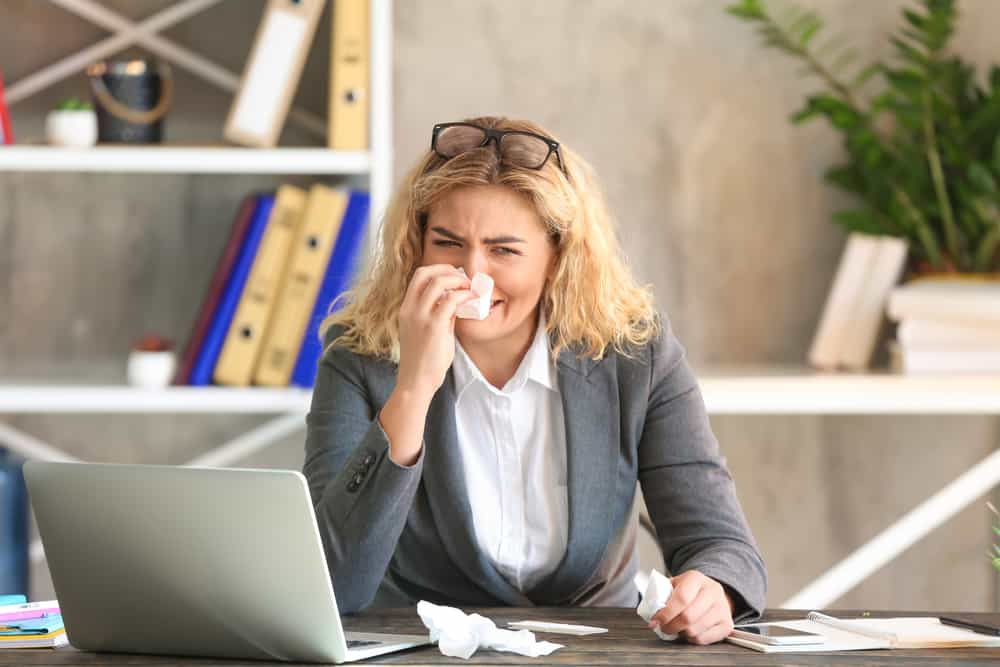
xmin=127 ymin=350 xmax=177 ymax=389
xmin=45 ymin=110 xmax=98 ymax=147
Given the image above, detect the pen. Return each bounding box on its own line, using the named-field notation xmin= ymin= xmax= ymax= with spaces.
xmin=939 ymin=616 xmax=1000 ymax=636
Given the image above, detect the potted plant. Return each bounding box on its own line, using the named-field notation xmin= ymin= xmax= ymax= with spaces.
xmin=726 ymin=0 xmax=1000 ymax=276
xmin=127 ymin=334 xmax=176 ymax=389
xmin=45 ymin=97 xmax=98 ymax=147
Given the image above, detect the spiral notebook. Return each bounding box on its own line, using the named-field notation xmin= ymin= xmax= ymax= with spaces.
xmin=727 ymin=612 xmax=1000 ymax=653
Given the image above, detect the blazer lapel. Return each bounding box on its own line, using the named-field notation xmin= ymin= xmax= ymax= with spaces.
xmin=528 ymin=348 xmax=619 ymax=605
xmin=421 ymin=369 xmax=532 ymax=606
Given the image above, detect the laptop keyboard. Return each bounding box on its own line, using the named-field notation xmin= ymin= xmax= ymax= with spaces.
xmin=347 ymin=639 xmax=382 ymax=648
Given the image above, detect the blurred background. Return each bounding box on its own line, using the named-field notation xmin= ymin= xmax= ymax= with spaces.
xmin=1 ymin=0 xmax=998 ymax=612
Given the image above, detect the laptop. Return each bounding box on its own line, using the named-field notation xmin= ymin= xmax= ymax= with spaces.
xmin=24 ymin=461 xmax=430 ymax=663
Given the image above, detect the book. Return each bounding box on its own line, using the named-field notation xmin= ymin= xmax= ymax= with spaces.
xmin=173 ymin=194 xmax=259 ymax=385
xmin=189 ymin=194 xmax=276 ymax=386
xmin=328 ymin=0 xmax=369 ymax=149
xmin=888 ymin=277 xmax=1000 ymax=326
xmin=224 ymin=0 xmax=326 ymax=147
xmin=290 ymin=190 xmax=370 ymax=388
xmin=254 ymin=185 xmax=349 ymax=387
xmin=727 ymin=612 xmax=1000 ymax=653
xmin=897 ymin=345 xmax=1000 ymax=374
xmin=838 ymin=236 xmax=908 ymax=370
xmin=214 ymin=185 xmax=307 ymax=386
xmin=0 ymin=68 xmax=13 ymax=145
xmin=0 ymin=600 xmax=58 ymax=623
xmin=897 ymin=318 xmax=1000 ymax=346
xmin=807 ymin=233 xmax=881 ymax=369
xmin=0 ymin=627 xmax=68 ymax=649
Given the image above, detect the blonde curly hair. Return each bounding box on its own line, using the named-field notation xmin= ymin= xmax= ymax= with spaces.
xmin=321 ymin=115 xmax=659 ymax=362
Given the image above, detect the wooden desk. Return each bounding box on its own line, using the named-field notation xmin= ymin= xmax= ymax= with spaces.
xmin=2 ymin=608 xmax=998 ymax=666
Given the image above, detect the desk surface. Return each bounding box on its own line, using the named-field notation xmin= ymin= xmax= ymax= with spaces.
xmin=2 ymin=608 xmax=998 ymax=666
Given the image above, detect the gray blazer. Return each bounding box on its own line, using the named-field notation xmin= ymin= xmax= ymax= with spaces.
xmin=303 ymin=321 xmax=766 ymax=620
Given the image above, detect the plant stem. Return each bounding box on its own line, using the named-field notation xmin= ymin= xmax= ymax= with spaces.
xmin=922 ymin=89 xmax=962 ymax=267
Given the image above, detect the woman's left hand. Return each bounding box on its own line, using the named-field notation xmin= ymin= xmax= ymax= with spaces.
xmin=649 ymin=570 xmax=735 ymax=645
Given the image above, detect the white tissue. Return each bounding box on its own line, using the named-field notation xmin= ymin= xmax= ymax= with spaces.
xmin=454 ymin=269 xmax=494 ymax=320
xmin=417 ymin=600 xmax=563 ymax=660
xmin=636 ymin=569 xmax=679 ymax=641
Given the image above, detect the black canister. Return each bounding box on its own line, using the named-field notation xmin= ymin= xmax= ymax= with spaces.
xmin=87 ymin=59 xmax=172 ymax=143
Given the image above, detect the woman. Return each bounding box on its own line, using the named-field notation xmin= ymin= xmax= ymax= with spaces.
xmin=304 ymin=116 xmax=766 ymax=645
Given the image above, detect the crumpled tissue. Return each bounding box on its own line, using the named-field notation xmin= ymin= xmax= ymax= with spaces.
xmin=417 ymin=600 xmax=563 ymax=660
xmin=636 ymin=569 xmax=679 ymax=641
xmin=454 ymin=268 xmax=494 ymax=320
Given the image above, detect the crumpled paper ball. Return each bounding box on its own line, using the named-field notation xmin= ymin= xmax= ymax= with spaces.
xmin=417 ymin=600 xmax=563 ymax=659
xmin=636 ymin=569 xmax=679 ymax=641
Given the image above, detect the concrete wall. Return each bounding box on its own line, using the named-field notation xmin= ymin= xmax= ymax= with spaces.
xmin=2 ymin=0 xmax=997 ymax=611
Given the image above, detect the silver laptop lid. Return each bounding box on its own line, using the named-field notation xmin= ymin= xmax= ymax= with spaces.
xmin=25 ymin=461 xmax=350 ymax=663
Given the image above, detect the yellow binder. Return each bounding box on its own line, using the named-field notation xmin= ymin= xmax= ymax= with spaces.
xmin=214 ymin=185 xmax=307 ymax=386
xmin=254 ymin=184 xmax=349 ymax=387
xmin=224 ymin=0 xmax=326 ymax=148
xmin=328 ymin=0 xmax=369 ymax=149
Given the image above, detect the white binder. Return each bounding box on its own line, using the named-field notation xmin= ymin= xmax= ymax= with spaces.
xmin=224 ymin=0 xmax=326 ymax=147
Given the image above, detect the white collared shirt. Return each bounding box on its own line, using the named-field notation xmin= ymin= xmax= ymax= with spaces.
xmin=452 ymin=316 xmax=568 ymax=592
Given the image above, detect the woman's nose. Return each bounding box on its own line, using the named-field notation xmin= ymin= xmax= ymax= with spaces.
xmin=462 ymin=249 xmax=488 ymax=276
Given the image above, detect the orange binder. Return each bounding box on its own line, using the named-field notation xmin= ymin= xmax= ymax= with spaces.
xmin=328 ymin=0 xmax=369 ymax=149
xmin=213 ymin=185 xmax=307 ymax=386
xmin=254 ymin=185 xmax=348 ymax=386
xmin=224 ymin=0 xmax=326 ymax=147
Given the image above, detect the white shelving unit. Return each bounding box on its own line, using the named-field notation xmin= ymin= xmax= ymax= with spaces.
xmin=0 ymin=0 xmax=394 ymax=572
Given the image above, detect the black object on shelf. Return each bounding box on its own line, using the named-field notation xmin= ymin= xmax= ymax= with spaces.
xmin=0 ymin=447 xmax=28 ymax=596
xmin=87 ymin=59 xmax=172 ymax=144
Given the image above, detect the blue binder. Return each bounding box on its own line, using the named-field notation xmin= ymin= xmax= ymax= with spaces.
xmin=190 ymin=194 xmax=275 ymax=386
xmin=0 ymin=448 xmax=28 ymax=597
xmin=290 ymin=191 xmax=370 ymax=388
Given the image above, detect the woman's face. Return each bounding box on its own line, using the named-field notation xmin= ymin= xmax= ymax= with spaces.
xmin=421 ymin=184 xmax=556 ymax=351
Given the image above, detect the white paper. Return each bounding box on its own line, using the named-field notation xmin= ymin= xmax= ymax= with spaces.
xmin=417 ymin=600 xmax=563 ymax=659
xmin=454 ymin=269 xmax=494 ymax=320
xmin=508 ymin=620 xmax=608 ymax=635
xmin=636 ymin=569 xmax=678 ymax=641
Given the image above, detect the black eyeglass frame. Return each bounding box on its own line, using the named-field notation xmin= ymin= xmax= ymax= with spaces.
xmin=430 ymin=122 xmax=567 ymax=175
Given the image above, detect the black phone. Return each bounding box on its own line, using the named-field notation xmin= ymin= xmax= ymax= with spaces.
xmin=939 ymin=615 xmax=1000 ymax=636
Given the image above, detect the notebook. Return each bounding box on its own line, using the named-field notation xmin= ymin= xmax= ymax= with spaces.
xmin=727 ymin=612 xmax=1000 ymax=653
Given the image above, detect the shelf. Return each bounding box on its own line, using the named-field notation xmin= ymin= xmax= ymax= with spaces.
xmin=0 ymin=385 xmax=312 ymax=413
xmin=2 ymin=370 xmax=999 ymax=414
xmin=0 ymin=146 xmax=372 ymax=174
xmin=697 ymin=368 xmax=1000 ymax=414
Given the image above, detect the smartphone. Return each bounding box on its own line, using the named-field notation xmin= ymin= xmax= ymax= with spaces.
xmin=730 ymin=623 xmax=826 ymax=645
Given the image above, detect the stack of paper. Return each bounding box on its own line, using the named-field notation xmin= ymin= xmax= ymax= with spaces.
xmin=0 ymin=597 xmax=68 ymax=649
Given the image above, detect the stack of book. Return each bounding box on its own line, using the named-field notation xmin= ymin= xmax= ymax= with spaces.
xmin=887 ymin=277 xmax=1000 ymax=374
xmin=0 ymin=597 xmax=67 ymax=649
xmin=174 ymin=184 xmax=369 ymax=388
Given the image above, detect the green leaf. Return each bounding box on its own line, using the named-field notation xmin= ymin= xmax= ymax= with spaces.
xmin=969 ymin=163 xmax=998 ymax=193
xmin=725 ymin=0 xmax=765 ymax=20
xmin=994 ymin=134 xmax=1000 ymax=176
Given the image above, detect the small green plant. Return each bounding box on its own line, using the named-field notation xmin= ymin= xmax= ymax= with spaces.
xmin=54 ymin=97 xmax=93 ymax=112
xmin=726 ymin=0 xmax=1000 ymax=273
xmin=990 ymin=502 xmax=1000 ymax=574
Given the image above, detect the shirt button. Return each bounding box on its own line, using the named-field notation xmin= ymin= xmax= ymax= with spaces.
xmin=352 ymin=472 xmax=365 ymax=485
xmin=361 ymin=453 xmax=376 ymax=468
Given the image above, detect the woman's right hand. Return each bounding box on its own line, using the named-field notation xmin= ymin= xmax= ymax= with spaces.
xmin=396 ymin=264 xmax=475 ymax=398
xmin=380 ymin=265 xmax=474 ymax=466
